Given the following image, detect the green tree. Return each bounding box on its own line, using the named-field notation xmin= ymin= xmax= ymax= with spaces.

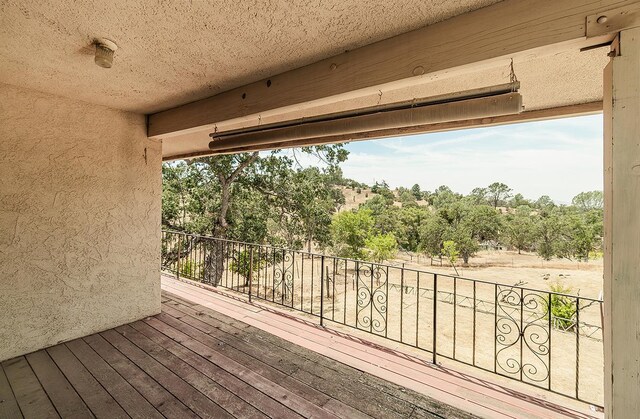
xmin=393 ymin=206 xmax=430 ymax=251
xmin=162 ymin=145 xmax=348 ymax=284
xmin=411 ymin=184 xmax=422 ymax=200
xmin=419 ymin=213 xmax=448 ymax=258
xmin=365 ymin=233 xmax=398 ymax=262
xmin=431 ymin=185 xmax=462 ymax=208
xmin=442 ymin=240 xmax=460 ymax=275
xmin=535 ymin=208 xmax=570 ymax=260
xmin=508 ymin=193 xmax=531 ymax=208
xmin=361 ymin=194 xmax=391 ymax=216
xmin=330 ymin=209 xmax=375 ymax=259
xmin=487 ymin=182 xmax=512 ymax=208
xmin=571 ymin=191 xmax=604 ymax=211
xmin=535 ymin=195 xmax=555 ymax=210
xmin=438 ymin=203 xmax=501 ymax=264
xmin=398 ymin=190 xmax=418 ymax=207
xmin=444 ymin=228 xmax=478 ymax=266
xmin=504 ymin=205 xmax=537 ymax=254
xmin=548 ymin=281 xmax=577 ymax=330
xmin=371 ymin=181 xmax=395 ymax=204
xmin=468 ymin=187 xmax=488 ymax=205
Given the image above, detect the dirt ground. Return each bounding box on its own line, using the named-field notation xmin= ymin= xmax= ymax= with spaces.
xmin=393 ymin=249 xmax=603 ymax=300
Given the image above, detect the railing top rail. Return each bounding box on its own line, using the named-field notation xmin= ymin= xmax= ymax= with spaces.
xmin=161 ymin=229 xmax=603 ymax=303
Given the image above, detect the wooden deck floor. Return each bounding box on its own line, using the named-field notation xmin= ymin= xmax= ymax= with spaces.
xmin=1 ymin=291 xmax=473 ymax=418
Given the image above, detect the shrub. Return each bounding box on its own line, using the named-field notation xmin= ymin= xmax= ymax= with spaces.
xmin=365 ymin=233 xmax=398 ymax=263
xmin=179 ymin=259 xmax=200 ymax=279
xmin=547 ymin=281 xmax=577 ymax=331
xmin=229 ymin=250 xmax=266 ymax=282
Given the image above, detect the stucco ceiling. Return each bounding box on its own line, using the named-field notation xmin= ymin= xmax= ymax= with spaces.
xmin=0 ymin=0 xmax=503 ymax=114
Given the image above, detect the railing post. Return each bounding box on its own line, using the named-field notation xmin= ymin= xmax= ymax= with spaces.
xmin=177 ymin=233 xmax=182 ymax=280
xmin=320 ymin=255 xmax=325 ymax=326
xmin=248 ymin=247 xmax=254 ymax=303
xmin=432 ymin=273 xmax=438 ymax=364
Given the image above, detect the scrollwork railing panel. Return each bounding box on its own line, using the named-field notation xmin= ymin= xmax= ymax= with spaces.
xmin=496 ymin=286 xmax=550 ymax=386
xmin=356 ymin=264 xmax=388 ymax=335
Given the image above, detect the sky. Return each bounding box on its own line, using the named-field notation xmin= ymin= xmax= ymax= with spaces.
xmin=287 ymin=114 xmax=603 ymax=205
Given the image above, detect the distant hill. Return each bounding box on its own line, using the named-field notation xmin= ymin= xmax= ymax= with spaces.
xmin=337 ymin=185 xmax=429 ymax=212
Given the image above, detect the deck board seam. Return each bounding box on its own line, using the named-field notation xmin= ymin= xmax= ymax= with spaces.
xmin=22 ymin=356 xmax=62 ymax=419
xmin=69 ymin=337 xmax=165 ymax=419
xmin=24 ymin=351 xmax=92 ymax=419
xmin=81 ymin=333 xmax=199 ymax=419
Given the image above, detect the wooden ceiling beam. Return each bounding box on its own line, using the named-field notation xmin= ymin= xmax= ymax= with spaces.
xmin=162 ymin=101 xmax=602 ymax=161
xmin=149 ymin=0 xmax=638 ymax=139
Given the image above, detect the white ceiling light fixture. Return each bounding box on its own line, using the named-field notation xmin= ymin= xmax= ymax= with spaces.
xmin=208 ymin=83 xmax=523 ymax=154
xmin=93 ymin=38 xmax=118 ymax=69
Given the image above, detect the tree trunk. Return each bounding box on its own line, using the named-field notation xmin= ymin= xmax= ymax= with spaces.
xmin=204 ymin=178 xmax=231 ymax=286
xmin=202 ymin=152 xmax=259 ymax=286
xmin=204 ymin=240 xmax=226 ymax=286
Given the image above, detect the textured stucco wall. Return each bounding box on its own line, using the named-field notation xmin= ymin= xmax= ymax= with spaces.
xmin=0 ymin=83 xmax=161 ymax=361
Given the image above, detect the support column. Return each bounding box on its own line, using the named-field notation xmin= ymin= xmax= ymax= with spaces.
xmin=603 ymin=27 xmax=640 ymax=418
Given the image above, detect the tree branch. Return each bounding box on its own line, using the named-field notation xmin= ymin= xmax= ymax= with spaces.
xmin=228 ymin=152 xmax=259 ymax=183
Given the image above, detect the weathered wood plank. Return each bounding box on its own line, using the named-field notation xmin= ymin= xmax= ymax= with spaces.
xmin=65 ymin=338 xmax=163 ymax=419
xmin=24 ymin=350 xmax=92 ymax=419
xmin=1 ymin=357 xmax=59 ymax=419
xmin=144 ymin=315 xmax=337 ymax=418
xmin=0 ymin=362 xmax=24 ymax=419
xmin=46 ymin=344 xmax=127 ymax=419
xmin=129 ymin=320 xmax=303 ymax=419
xmin=161 ymin=304 xmax=300 ymax=375
xmin=99 ymin=329 xmax=233 ymax=419
xmin=161 ymin=302 xmax=385 ymax=418
xmin=114 ymin=324 xmax=267 ymax=419
xmin=82 ymin=333 xmax=198 ymax=419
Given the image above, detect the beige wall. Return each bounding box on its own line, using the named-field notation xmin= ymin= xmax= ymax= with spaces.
xmin=0 ymin=83 xmax=162 ymax=361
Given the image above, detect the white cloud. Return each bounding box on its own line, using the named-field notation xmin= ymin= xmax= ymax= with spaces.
xmin=340 ymin=115 xmax=603 ymax=203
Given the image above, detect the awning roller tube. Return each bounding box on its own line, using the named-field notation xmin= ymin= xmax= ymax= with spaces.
xmin=209 ymin=91 xmax=522 ymax=152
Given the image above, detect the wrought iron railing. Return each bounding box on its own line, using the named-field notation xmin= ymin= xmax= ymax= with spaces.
xmin=161 ymin=230 xmax=604 ymax=406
